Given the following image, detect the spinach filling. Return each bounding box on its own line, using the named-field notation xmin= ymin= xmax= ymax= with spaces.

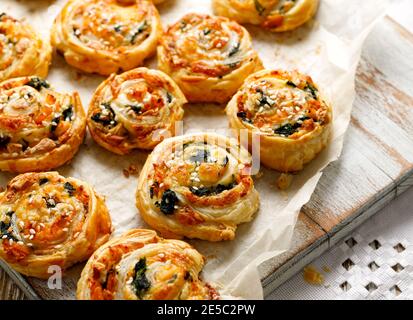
xmin=166 ymin=92 xmax=173 ymax=104
xmin=132 ymin=258 xmax=151 ymax=299
xmin=64 ymin=182 xmax=76 ymax=196
xmin=189 ymin=182 xmax=235 ymax=197
xmin=62 ymin=105 xmax=74 ymax=121
xmin=39 ymin=178 xmax=49 ymax=185
xmin=20 ymin=139 xmax=29 ymax=151
xmin=50 ymin=116 xmax=61 ymax=133
xmin=189 ymin=149 xmax=211 ymax=164
xmin=286 ymin=80 xmax=297 ymax=88
xmin=228 ymin=42 xmax=240 ymax=57
xmin=254 ymin=0 xmax=265 ymax=16
xmin=160 ymin=189 xmax=178 ymax=215
xmin=305 ymin=82 xmax=318 ymax=99
xmin=130 ymin=21 xmax=148 ymax=44
xmin=91 ymin=102 xmax=117 ymax=127
xmin=0 ymin=136 xmax=11 ymax=149
xmin=51 ymin=104 xmax=74 ymax=134
xmin=255 ymin=88 xmax=272 ymax=108
xmin=0 ymin=211 xmax=17 ymax=241
xmin=26 ymin=77 xmax=50 ymax=91
xmin=128 ymin=104 xmax=143 ymax=115
xmin=43 ymin=197 xmax=56 ymax=209
xmin=274 ymin=116 xmax=311 ymax=136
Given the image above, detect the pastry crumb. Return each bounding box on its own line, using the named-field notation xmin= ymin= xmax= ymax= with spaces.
xmin=303 ymin=265 xmax=324 ymax=286
xmin=255 ymin=170 xmax=264 ymax=179
xmin=277 ymin=173 xmax=293 ymax=190
xmin=123 ymin=164 xmax=141 ymax=178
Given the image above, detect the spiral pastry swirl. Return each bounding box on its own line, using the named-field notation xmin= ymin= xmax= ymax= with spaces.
xmin=77 ymin=229 xmax=219 ymax=300
xmin=212 ymin=0 xmax=319 ymax=32
xmin=87 ymin=68 xmax=186 ymax=154
xmin=0 ymin=13 xmax=51 ymax=81
xmin=0 ymin=172 xmax=112 ymax=279
xmin=136 ymin=133 xmax=260 ymax=242
xmin=0 ymin=76 xmax=86 ymax=173
xmin=226 ymin=69 xmax=332 ymax=172
xmin=158 ymin=13 xmax=263 ymax=103
xmin=51 ymin=0 xmax=162 ymax=75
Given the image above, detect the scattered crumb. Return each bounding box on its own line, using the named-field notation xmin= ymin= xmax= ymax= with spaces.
xmin=277 ymin=173 xmax=293 ymax=190
xmin=255 ymin=170 xmax=264 ymax=179
xmin=322 ymin=266 xmax=331 ymax=273
xmin=123 ymin=164 xmax=141 ymax=178
xmin=303 ymin=265 xmax=324 ymax=286
xmin=122 ymin=169 xmax=130 ymax=178
xmin=75 ymin=72 xmax=85 ymax=81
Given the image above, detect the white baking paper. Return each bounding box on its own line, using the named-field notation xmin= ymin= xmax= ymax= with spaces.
xmin=0 ymin=0 xmax=389 ymax=300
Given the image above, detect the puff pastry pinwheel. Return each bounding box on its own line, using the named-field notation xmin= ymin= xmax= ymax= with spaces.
xmin=136 ymin=133 xmax=260 ymax=241
xmin=157 ymin=13 xmax=263 ymax=103
xmin=212 ymin=0 xmax=319 ymax=32
xmin=0 ymin=12 xmax=51 ymax=82
xmin=77 ymin=229 xmax=219 ymax=300
xmin=0 ymin=76 xmax=86 ymax=173
xmin=51 ymin=0 xmax=162 ymax=75
xmin=0 ymin=172 xmax=112 ymax=279
xmin=226 ymin=69 xmax=332 ymax=173
xmin=87 ymin=67 xmax=186 ymax=154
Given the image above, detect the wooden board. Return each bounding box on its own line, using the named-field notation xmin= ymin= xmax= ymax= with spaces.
xmin=1 ymin=7 xmax=413 ymax=300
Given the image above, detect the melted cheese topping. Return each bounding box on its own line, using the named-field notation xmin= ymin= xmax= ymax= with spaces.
xmin=81 ymin=230 xmax=218 ymax=300
xmin=160 ymin=13 xmax=257 ymax=78
xmin=0 ymin=173 xmax=89 ymax=259
xmin=235 ymin=70 xmax=330 ymax=139
xmin=88 ymin=68 xmax=185 ymax=153
xmin=0 ymin=77 xmax=77 ymax=158
xmin=69 ymin=0 xmax=152 ymax=53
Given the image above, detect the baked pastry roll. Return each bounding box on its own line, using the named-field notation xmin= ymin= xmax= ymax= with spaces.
xmin=157 ymin=13 xmax=263 ymax=103
xmin=0 ymin=172 xmax=112 ymax=279
xmin=0 ymin=13 xmax=51 ymax=82
xmin=51 ymin=0 xmax=162 ymax=75
xmin=87 ymin=67 xmax=186 ymax=154
xmin=0 ymin=76 xmax=86 ymax=173
xmin=77 ymin=229 xmax=219 ymax=300
xmin=212 ymin=0 xmax=319 ymax=32
xmin=226 ymin=69 xmax=332 ymax=172
xmin=136 ymin=133 xmax=260 ymax=241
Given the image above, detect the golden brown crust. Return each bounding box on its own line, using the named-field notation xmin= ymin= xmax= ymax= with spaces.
xmin=77 ymin=229 xmax=219 ymax=300
xmin=136 ymin=133 xmax=260 ymax=241
xmin=0 ymin=76 xmax=86 ymax=173
xmin=226 ymin=69 xmax=332 ymax=172
xmin=157 ymin=13 xmax=263 ymax=104
xmin=0 ymin=172 xmax=112 ymax=279
xmin=51 ymin=0 xmax=162 ymax=75
xmin=87 ymin=67 xmax=186 ymax=155
xmin=212 ymin=0 xmax=319 ymax=32
xmin=0 ymin=13 xmax=52 ymax=81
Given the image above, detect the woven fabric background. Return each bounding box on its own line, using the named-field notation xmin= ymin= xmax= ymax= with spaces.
xmin=268 ymin=186 xmax=413 ymax=300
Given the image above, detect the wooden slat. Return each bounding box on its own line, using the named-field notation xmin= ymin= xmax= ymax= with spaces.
xmin=0 ymin=269 xmax=25 ymax=300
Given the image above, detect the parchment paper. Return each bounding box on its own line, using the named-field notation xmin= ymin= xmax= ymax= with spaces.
xmin=1 ymin=0 xmax=389 ymax=299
